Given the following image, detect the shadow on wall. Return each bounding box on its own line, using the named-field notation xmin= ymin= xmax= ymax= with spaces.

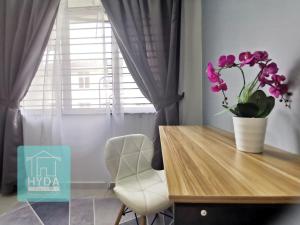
xmin=286 ymin=59 xmax=300 ymax=154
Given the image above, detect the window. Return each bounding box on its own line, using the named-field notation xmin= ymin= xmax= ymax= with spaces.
xmin=78 ymin=77 xmax=90 ymax=89
xmin=21 ymin=0 xmax=155 ymax=113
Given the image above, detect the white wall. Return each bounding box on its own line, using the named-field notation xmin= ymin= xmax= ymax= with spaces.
xmin=202 ymin=0 xmax=300 ymax=154
xmin=179 ymin=0 xmax=203 ymax=125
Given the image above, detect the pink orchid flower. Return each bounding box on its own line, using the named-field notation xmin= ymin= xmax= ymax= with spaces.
xmin=211 ymin=83 xmax=227 ymax=92
xmin=218 ymin=55 xmax=235 ymax=67
xmin=271 ymin=74 xmax=286 ymax=83
xmin=239 ymin=52 xmax=255 ymax=66
xmin=269 ymin=86 xmax=281 ymax=98
xmin=258 ymin=74 xmax=273 ymax=87
xmin=205 ymin=50 xmax=292 ymax=108
xmin=253 ymin=51 xmax=268 ymax=62
xmin=279 ymin=84 xmax=289 ymax=95
xmin=269 ymin=83 xmax=288 ymax=98
xmin=263 ymin=62 xmax=278 ymax=75
xmin=206 ymin=62 xmax=220 ymax=83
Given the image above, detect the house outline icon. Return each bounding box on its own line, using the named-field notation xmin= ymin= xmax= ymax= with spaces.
xmin=26 ymin=150 xmax=61 ymax=178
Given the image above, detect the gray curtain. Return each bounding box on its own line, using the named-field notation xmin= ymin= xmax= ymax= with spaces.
xmin=102 ymin=0 xmax=183 ymax=170
xmin=0 ymin=0 xmax=60 ymax=194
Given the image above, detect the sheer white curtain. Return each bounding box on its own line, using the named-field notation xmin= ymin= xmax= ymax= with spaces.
xmin=21 ymin=0 xmax=155 ymax=183
xmin=21 ymin=0 xmax=67 ymax=145
xmin=22 ymin=0 xmax=129 ymax=145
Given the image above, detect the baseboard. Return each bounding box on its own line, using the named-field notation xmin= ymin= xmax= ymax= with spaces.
xmin=71 ymin=182 xmax=115 ymax=189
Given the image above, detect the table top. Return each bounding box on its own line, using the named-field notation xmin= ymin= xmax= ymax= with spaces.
xmin=159 ymin=126 xmax=300 ymax=204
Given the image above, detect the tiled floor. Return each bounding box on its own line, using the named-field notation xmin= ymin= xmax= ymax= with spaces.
xmin=0 ymin=199 xmax=172 ymax=225
xmin=0 ymin=195 xmax=18 ymax=215
xmin=0 ymin=188 xmax=173 ymax=225
xmin=71 ymin=187 xmax=114 ymax=199
xmin=0 ymin=187 xmax=114 ymax=215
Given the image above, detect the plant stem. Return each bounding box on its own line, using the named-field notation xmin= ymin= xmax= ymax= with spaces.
xmin=249 ymin=60 xmax=271 ymax=91
xmin=236 ymin=66 xmax=246 ymax=98
xmin=221 ymin=90 xmax=227 ymax=99
xmin=250 ymin=69 xmax=263 ymax=90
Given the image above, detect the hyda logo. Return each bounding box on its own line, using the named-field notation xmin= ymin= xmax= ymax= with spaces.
xmin=18 ymin=146 xmax=70 ymax=202
xmin=26 ymin=150 xmax=61 ymax=192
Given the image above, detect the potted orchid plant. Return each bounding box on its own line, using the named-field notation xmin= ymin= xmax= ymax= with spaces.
xmin=206 ymin=51 xmax=292 ymax=153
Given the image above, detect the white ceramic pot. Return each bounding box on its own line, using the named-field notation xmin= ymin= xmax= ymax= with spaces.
xmin=232 ymin=117 xmax=267 ymax=153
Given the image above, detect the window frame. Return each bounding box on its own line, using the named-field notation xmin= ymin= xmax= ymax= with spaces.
xmin=21 ymin=3 xmax=155 ymax=115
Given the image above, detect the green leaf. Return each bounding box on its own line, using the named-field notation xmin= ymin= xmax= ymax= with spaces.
xmin=235 ymin=103 xmax=259 ymax=117
xmin=257 ymin=96 xmax=275 ymax=118
xmin=238 ymin=83 xmax=257 ymax=103
xmin=247 ymin=90 xmax=275 ymax=118
xmin=229 ymin=108 xmax=239 ymax=116
xmin=215 ymin=105 xmax=238 ymax=116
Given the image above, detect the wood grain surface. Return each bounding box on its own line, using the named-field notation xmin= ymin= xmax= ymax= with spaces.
xmin=159 ymin=126 xmax=300 ymax=204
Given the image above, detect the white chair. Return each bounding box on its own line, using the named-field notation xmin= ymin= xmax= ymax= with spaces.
xmin=104 ymin=134 xmax=172 ymax=225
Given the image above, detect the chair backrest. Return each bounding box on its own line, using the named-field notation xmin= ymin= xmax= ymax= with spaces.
xmin=104 ymin=134 xmax=154 ymax=182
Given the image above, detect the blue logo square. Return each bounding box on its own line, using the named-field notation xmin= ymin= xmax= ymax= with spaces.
xmin=18 ymin=146 xmax=71 ymax=202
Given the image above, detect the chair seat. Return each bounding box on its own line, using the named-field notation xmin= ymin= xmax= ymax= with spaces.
xmin=114 ymin=169 xmax=172 ymax=215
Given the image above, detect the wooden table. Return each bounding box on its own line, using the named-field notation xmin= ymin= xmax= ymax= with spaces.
xmin=160 ymin=126 xmax=300 ymax=225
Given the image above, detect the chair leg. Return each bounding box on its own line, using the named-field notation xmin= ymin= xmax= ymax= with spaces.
xmin=134 ymin=213 xmax=140 ymax=225
xmin=114 ymin=204 xmax=126 ymax=225
xmin=150 ymin=214 xmax=158 ymax=225
xmin=140 ymin=215 xmax=146 ymax=225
